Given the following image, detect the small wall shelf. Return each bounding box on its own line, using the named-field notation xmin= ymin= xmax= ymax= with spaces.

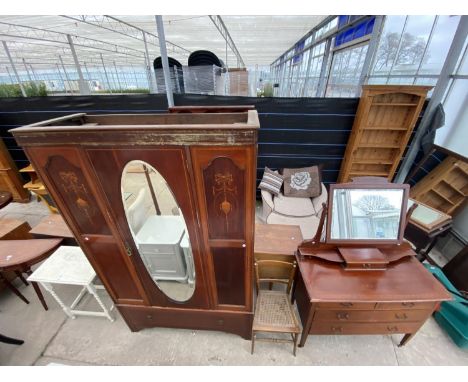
xmin=410 ymin=156 xmax=468 ymax=216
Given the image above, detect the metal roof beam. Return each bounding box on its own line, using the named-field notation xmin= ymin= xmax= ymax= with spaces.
xmin=0 ymin=21 xmax=145 ymax=59
xmin=0 ymin=40 xmax=144 ymax=67
xmin=62 ymin=15 xmax=190 ymax=57
xmin=209 ymin=15 xmax=245 ymax=68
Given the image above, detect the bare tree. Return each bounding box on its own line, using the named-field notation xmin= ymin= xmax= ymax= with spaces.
xmin=353 ymin=195 xmax=395 ymax=213
xmin=374 ymin=32 xmax=429 ymax=70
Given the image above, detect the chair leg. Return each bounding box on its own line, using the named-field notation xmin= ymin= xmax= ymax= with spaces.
xmin=293 ymin=333 xmax=298 ymax=356
xmin=0 ymin=273 xmax=29 ymax=304
xmin=14 ymin=271 xmax=29 ymax=286
xmin=251 ymin=332 xmax=256 ymax=354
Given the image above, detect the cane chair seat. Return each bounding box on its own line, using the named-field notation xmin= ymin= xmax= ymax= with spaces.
xmin=253 ymin=290 xmax=301 ymax=333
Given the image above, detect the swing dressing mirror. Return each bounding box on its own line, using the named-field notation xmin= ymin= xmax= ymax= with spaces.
xmin=326 ymin=178 xmax=409 ymax=245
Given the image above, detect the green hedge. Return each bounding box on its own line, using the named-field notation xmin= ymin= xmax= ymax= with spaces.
xmin=0 ymin=82 xmax=48 ymax=97
xmin=94 ymin=88 xmax=150 ymax=94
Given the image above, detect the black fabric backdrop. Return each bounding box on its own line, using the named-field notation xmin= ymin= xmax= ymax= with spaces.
xmin=0 ymin=94 xmax=428 ymax=198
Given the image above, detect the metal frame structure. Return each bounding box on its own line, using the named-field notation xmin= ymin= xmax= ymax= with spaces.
xmin=270 ymin=15 xmax=463 ymax=99
xmin=209 ymin=15 xmax=245 ymax=68
xmin=0 ymin=16 xmax=193 ymax=96
xmin=271 ymin=16 xmax=376 ymax=98
xmin=395 ymin=15 xmax=468 ymax=182
xmin=0 ymin=21 xmax=146 ymax=59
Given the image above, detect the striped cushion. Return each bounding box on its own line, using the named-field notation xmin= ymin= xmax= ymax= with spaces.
xmin=258 ymin=167 xmax=284 ymax=196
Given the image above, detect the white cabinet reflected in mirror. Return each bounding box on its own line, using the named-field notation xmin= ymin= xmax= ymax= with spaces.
xmin=330 ymin=188 xmax=405 ymax=241
xmin=121 ymin=160 xmax=195 ymax=302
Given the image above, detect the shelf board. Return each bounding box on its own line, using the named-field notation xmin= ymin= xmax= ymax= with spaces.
xmin=363 ymin=126 xmax=408 ymax=131
xmin=358 ymin=143 xmax=401 ymax=149
xmin=453 ymin=163 xmax=468 ymax=177
xmin=440 ymin=180 xmax=465 ymax=196
xmin=19 ymin=164 xmax=35 ymax=173
xmin=352 ymin=159 xmax=394 ymax=165
xmin=349 ymin=171 xmax=389 ymax=177
xmin=371 ymin=102 xmax=419 ymax=106
xmin=429 ymin=189 xmax=456 ymax=205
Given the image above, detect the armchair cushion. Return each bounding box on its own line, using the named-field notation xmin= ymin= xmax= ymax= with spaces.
xmin=258 ymin=167 xmax=283 ymax=196
xmin=273 ymin=193 xmax=315 ymax=217
xmin=283 ymin=165 xmax=322 ymax=198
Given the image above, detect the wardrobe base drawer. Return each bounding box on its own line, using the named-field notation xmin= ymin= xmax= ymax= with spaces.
xmin=310 ymin=321 xmax=423 ymax=335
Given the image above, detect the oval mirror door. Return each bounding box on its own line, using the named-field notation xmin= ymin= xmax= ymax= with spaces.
xmin=121 ymin=160 xmax=195 ymax=302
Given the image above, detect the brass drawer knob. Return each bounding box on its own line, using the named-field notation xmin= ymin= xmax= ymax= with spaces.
xmin=395 ymin=313 xmax=408 ymax=320
xmin=402 ymin=302 xmax=415 ymax=308
xmin=331 ymin=326 xmax=343 ymax=333
xmin=340 ymin=302 xmax=353 ymax=307
xmin=336 ymin=312 xmax=350 ymax=320
xmin=387 ymin=326 xmax=398 ymax=332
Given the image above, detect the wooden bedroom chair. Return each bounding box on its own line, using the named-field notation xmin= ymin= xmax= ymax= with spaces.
xmin=251 ymin=259 xmax=301 ymax=356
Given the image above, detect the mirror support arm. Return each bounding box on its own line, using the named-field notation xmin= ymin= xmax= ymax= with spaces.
xmin=312 ymin=202 xmax=328 ymax=244
xmin=404 ymin=202 xmax=418 ymax=231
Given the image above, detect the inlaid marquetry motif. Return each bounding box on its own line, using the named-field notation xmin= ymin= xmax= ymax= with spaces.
xmin=213 ymin=172 xmax=237 ymax=231
xmin=203 ymin=157 xmax=245 ymax=239
xmin=45 ymin=155 xmax=111 ymax=235
xmin=58 ymin=170 xmax=96 ymax=227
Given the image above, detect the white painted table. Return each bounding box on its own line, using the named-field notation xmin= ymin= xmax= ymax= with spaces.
xmin=27 ymin=246 xmax=114 ymax=321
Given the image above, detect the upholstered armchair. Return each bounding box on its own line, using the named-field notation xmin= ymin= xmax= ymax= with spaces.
xmin=259 ymin=183 xmax=328 ymax=240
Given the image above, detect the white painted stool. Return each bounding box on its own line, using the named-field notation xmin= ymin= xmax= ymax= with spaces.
xmin=27 ymin=245 xmax=114 ymax=322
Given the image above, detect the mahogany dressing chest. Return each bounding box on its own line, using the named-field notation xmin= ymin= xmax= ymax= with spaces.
xmin=293 ymin=177 xmax=451 ymax=347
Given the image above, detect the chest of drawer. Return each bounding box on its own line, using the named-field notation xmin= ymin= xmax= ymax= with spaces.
xmin=310 ymin=321 xmax=422 ymax=335
xmin=375 ymin=302 xmax=436 ymax=310
xmin=313 ymin=309 xmax=431 ymax=323
xmin=314 ymin=301 xmax=436 ymax=311
xmin=315 ymin=302 xmax=376 ymax=310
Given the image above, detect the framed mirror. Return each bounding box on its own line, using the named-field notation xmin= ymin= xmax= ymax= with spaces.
xmin=326 ymin=178 xmax=409 ymax=245
xmin=121 ymin=160 xmax=195 ymax=302
xmin=407 ymin=199 xmax=452 ymax=232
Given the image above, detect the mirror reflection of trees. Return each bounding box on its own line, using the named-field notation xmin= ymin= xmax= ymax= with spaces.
xmin=331 ymin=189 xmax=403 ymax=240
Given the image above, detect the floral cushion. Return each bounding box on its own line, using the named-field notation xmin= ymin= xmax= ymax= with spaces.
xmin=282 ymin=166 xmax=322 ymax=198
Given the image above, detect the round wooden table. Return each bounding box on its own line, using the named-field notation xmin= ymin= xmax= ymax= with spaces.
xmin=0 ymin=238 xmax=63 ymax=309
xmin=0 ymin=191 xmax=13 ymax=209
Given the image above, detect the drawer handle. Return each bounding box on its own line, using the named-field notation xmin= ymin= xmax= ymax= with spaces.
xmin=147 ymin=315 xmax=153 ymax=319
xmin=362 ymin=263 xmax=371 ymax=269
xmin=331 ymin=326 xmax=343 ymax=333
xmin=395 ymin=313 xmax=408 ymax=320
xmin=402 ymin=302 xmax=415 ymax=308
xmin=336 ymin=312 xmax=350 ymax=320
xmin=387 ymin=326 xmax=398 ymax=332
xmin=340 ymin=302 xmax=353 ymax=307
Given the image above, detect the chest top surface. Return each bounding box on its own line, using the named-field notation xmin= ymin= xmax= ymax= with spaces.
xmin=296 ymin=253 xmax=451 ymax=303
